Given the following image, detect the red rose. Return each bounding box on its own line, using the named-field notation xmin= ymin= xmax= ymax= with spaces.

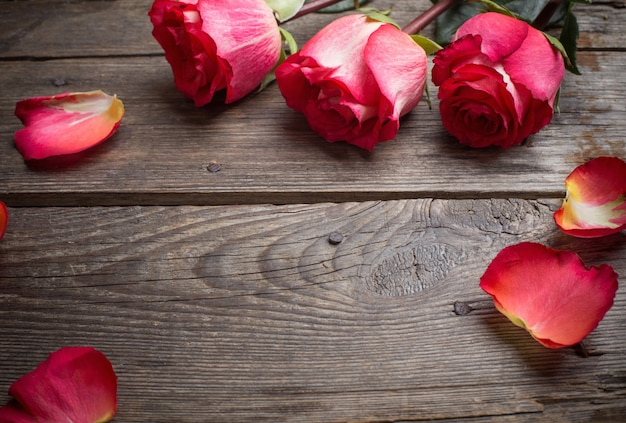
xmin=432 ymin=12 xmax=564 ymax=148
xmin=275 ymin=14 xmax=428 ymax=151
xmin=149 ymin=0 xmax=282 ymax=107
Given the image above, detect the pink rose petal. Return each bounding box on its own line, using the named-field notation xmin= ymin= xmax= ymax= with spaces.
xmin=14 ymin=90 xmax=124 ymax=161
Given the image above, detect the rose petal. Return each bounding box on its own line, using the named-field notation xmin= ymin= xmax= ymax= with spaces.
xmin=554 ymin=157 xmax=626 ymax=238
xmin=432 ymin=34 xmax=488 ymax=87
xmin=0 ymin=347 xmax=117 ymax=423
xmin=455 ymin=12 xmax=528 ymax=63
xmin=296 ymin=14 xmax=384 ymax=106
xmin=197 ymin=0 xmax=282 ymax=103
xmin=0 ymin=403 xmax=40 ymax=423
xmin=14 ymin=90 xmax=124 ymax=161
xmin=365 ymin=24 xmax=427 ymax=121
xmin=0 ymin=201 xmax=7 ymax=240
xmin=480 ymin=242 xmax=618 ymax=348
xmin=455 ymin=12 xmax=564 ymax=104
xmin=501 ymin=23 xmax=564 ymax=105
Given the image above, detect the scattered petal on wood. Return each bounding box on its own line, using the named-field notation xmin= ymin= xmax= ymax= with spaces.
xmin=0 ymin=347 xmax=118 ymax=423
xmin=480 ymin=242 xmax=618 ymax=349
xmin=14 ymin=90 xmax=124 ymax=160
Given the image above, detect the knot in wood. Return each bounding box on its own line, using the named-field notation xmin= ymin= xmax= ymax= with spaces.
xmin=365 ymin=243 xmax=464 ymax=297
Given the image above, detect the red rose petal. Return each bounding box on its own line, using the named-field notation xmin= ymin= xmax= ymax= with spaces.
xmin=0 ymin=402 xmax=36 ymax=422
xmin=565 ymin=156 xmax=626 ymax=205
xmin=0 ymin=347 xmax=117 ymax=423
xmin=0 ymin=201 xmax=7 ymax=240
xmin=480 ymin=242 xmax=618 ymax=348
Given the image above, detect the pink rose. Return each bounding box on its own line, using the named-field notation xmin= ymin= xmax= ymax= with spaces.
xmin=149 ymin=0 xmax=282 ymax=106
xmin=275 ymin=14 xmax=428 ymax=151
xmin=432 ymin=12 xmax=565 ymax=148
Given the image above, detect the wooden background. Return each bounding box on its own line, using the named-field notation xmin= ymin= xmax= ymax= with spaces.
xmin=1 ymin=0 xmax=625 ymax=421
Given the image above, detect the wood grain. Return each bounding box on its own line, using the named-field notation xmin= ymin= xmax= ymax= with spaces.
xmin=0 ymin=201 xmax=624 ymax=421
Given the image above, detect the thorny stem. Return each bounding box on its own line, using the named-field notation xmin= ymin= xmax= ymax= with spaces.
xmin=401 ymin=0 xmax=462 ymax=35
xmin=284 ymin=0 xmax=353 ymax=23
xmin=532 ymin=0 xmax=565 ymax=30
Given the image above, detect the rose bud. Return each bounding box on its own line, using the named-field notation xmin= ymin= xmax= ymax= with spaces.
xmin=149 ymin=0 xmax=282 ymax=107
xmin=480 ymin=242 xmax=618 ymax=349
xmin=14 ymin=90 xmax=124 ymax=161
xmin=0 ymin=347 xmax=117 ymax=422
xmin=554 ymin=156 xmax=626 ymax=238
xmin=432 ymin=12 xmax=564 ymax=148
xmin=275 ymin=14 xmax=428 ymax=151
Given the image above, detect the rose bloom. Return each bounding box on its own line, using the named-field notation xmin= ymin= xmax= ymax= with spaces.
xmin=432 ymin=12 xmax=565 ymax=148
xmin=275 ymin=14 xmax=428 ymax=151
xmin=149 ymin=0 xmax=282 ymax=106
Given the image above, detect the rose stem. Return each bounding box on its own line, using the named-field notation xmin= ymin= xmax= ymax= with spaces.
xmin=401 ymin=0 xmax=462 ymax=35
xmin=532 ymin=0 xmax=565 ymax=30
xmin=285 ymin=0 xmax=352 ymax=22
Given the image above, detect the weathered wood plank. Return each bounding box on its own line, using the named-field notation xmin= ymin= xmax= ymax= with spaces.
xmin=0 ymin=0 xmax=622 ymax=60
xmin=1 ymin=50 xmax=624 ymax=206
xmin=0 ymin=201 xmax=624 ymax=421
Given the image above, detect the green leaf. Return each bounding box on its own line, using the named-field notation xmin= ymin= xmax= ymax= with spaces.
xmin=543 ymin=31 xmax=576 ymax=73
xmin=558 ymin=6 xmax=581 ymax=74
xmin=266 ymin=0 xmax=305 ymax=22
xmin=434 ymin=0 xmax=565 ymax=45
xmin=467 ymin=0 xmax=518 ymax=18
xmin=410 ymin=35 xmax=443 ymax=55
xmin=362 ymin=8 xmax=398 ymax=28
xmin=505 ymin=0 xmax=549 ymax=23
xmin=434 ymin=2 xmax=483 ymax=45
xmin=424 ymin=82 xmax=433 ymax=110
xmin=279 ymin=26 xmax=299 ymax=55
xmin=544 ymin=0 xmax=569 ymax=28
xmin=304 ymin=0 xmax=370 ymax=13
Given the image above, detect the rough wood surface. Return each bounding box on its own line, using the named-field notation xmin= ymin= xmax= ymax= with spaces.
xmin=0 ymin=0 xmax=625 ymax=421
xmin=1 ymin=201 xmax=625 ymax=422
